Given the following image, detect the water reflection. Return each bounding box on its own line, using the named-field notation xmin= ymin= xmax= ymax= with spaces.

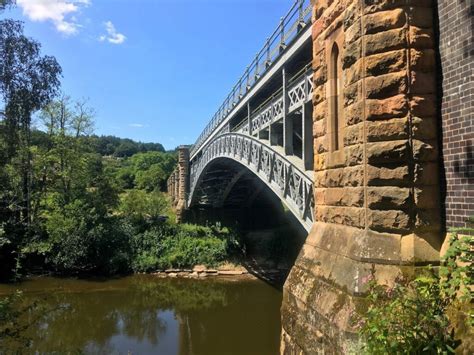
xmin=0 ymin=275 xmax=282 ymax=354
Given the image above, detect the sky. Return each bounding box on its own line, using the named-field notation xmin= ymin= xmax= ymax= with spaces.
xmin=3 ymin=0 xmax=291 ymax=150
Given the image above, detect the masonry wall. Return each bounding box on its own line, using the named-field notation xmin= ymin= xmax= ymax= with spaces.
xmin=437 ymin=0 xmax=474 ymax=228
xmin=281 ymin=0 xmax=442 ymax=352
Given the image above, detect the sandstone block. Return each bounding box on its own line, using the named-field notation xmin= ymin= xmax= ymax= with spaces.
xmin=367 ymin=187 xmax=411 ymax=209
xmin=314 ymin=136 xmax=329 ymax=154
xmin=369 ymin=209 xmax=411 ymax=233
xmin=412 ymin=116 xmax=437 ymax=140
xmin=409 ymin=27 xmax=434 ymax=49
xmin=410 ymin=95 xmax=436 ymax=117
xmin=315 ymin=187 xmax=364 ymax=207
xmin=367 ymin=117 xmax=409 ymax=142
xmin=410 ymin=49 xmax=436 ymax=72
xmin=414 ymin=162 xmax=438 ymax=186
xmin=412 ymin=139 xmax=438 ymax=162
xmin=344 ymin=81 xmax=363 ymax=106
xmin=345 ymin=20 xmax=361 ymax=46
xmin=366 ymin=49 xmax=406 ymax=77
xmin=367 ymin=140 xmax=408 ymax=164
xmin=366 ymin=95 xmax=408 ymax=120
xmin=345 ymin=59 xmax=363 ymax=86
xmin=414 ymin=186 xmax=439 ymax=209
xmin=313 ymin=101 xmax=326 ymax=121
xmin=366 ymin=71 xmax=407 ymax=99
xmin=313 ymin=47 xmax=325 ymax=71
xmin=315 ymin=205 xmax=365 ymax=228
xmin=366 ymin=28 xmax=407 ymax=55
xmin=363 ymin=0 xmax=432 ymax=15
xmin=313 ymin=85 xmax=325 ymax=106
xmin=367 ymin=165 xmax=410 ymax=187
xmin=409 ymin=7 xmax=433 ymax=29
xmin=314 ymin=153 xmax=326 ymax=171
xmin=314 ymin=166 xmax=365 ymax=188
xmin=313 ymin=118 xmax=326 ymax=137
xmin=344 ymin=123 xmax=364 ymax=146
xmin=345 ymin=144 xmax=364 ymax=166
xmin=314 ymin=66 xmax=328 ymax=86
xmin=410 ymin=71 xmax=436 ymax=94
xmin=345 ymin=101 xmax=364 ymax=125
xmin=364 ymin=8 xmax=405 ymax=35
xmin=342 ymin=38 xmax=362 ymax=69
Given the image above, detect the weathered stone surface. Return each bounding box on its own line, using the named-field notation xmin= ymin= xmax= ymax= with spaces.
xmin=367 ymin=140 xmax=408 ymax=164
xmin=414 ymin=186 xmax=439 ymax=209
xmin=313 ymin=101 xmax=326 ymax=121
xmin=410 ymin=48 xmax=436 ymax=72
xmin=409 ymin=6 xmax=433 ymax=29
xmin=344 ymin=81 xmax=362 ymax=106
xmin=314 ymin=166 xmax=364 ymax=188
xmin=315 ymin=187 xmax=364 ymax=207
xmin=364 ymin=8 xmax=405 ymax=35
xmin=345 ymin=144 xmax=364 ymax=166
xmin=313 ymin=84 xmax=325 ymax=105
xmin=368 ymin=209 xmax=411 ymax=232
xmin=409 ymin=27 xmax=434 ymax=49
xmin=365 ymin=27 xmax=407 ymax=55
xmin=342 ymin=38 xmax=362 ymax=68
xmin=413 ymin=139 xmax=438 ymax=162
xmin=314 ymin=136 xmax=329 ymax=153
xmin=345 ymin=59 xmax=363 ymax=86
xmin=363 ymin=0 xmax=432 ymax=15
xmin=410 ymin=94 xmax=436 ymax=117
xmin=413 ymin=162 xmax=438 ymax=186
xmin=367 ymin=187 xmax=411 ymax=209
xmin=313 ymin=118 xmax=326 ymax=137
xmin=367 ymin=117 xmax=408 ymax=142
xmin=366 ymin=94 xmax=408 ymax=120
xmin=367 ymin=164 xmax=410 ymax=186
xmin=365 ymin=71 xmax=407 ymax=99
xmin=344 ymin=123 xmax=364 ymax=146
xmin=366 ymin=49 xmax=406 ymax=77
xmin=315 ymin=206 xmax=365 ymax=227
xmin=345 ymin=101 xmax=364 ymax=125
xmin=345 ymin=20 xmax=361 ymax=46
xmin=411 ymin=71 xmax=436 ymax=94
xmin=412 ymin=116 xmax=437 ymax=140
xmin=313 ymin=66 xmax=327 ymax=86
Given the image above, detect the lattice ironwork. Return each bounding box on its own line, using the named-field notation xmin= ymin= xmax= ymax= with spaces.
xmin=190 ymin=0 xmax=312 ymax=157
xmin=189 ymin=133 xmax=314 ymax=231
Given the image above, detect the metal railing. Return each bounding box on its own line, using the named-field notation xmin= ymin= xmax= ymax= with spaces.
xmin=190 ymin=0 xmax=312 ymax=157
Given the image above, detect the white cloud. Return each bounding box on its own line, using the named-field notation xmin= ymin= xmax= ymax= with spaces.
xmin=17 ymin=0 xmax=90 ymax=36
xmin=129 ymin=123 xmax=146 ymax=128
xmin=99 ymin=21 xmax=126 ymax=44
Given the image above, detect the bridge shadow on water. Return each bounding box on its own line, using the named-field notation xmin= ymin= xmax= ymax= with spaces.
xmin=185 ymin=179 xmax=308 ymax=290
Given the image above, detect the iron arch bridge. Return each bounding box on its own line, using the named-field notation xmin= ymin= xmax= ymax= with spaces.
xmin=168 ymin=0 xmax=315 ymax=231
xmin=188 ymin=133 xmax=314 ymax=231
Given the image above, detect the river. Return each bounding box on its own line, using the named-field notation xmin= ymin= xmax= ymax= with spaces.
xmin=0 ymin=275 xmax=282 ymax=354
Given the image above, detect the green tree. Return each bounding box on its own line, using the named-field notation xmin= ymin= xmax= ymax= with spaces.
xmin=0 ymin=19 xmax=61 ymax=279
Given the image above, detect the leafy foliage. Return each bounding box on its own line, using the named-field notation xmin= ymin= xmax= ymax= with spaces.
xmin=359 ymin=231 xmax=473 ymax=354
xmin=130 ymin=223 xmax=241 ymax=272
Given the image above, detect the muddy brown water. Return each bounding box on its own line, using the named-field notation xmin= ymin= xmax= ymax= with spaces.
xmin=0 ymin=275 xmax=282 ymax=354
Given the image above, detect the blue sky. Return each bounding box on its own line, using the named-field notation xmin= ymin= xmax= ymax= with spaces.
xmin=4 ymin=0 xmax=291 ymax=150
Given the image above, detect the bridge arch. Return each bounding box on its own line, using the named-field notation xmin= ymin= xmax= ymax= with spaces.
xmin=188 ymin=133 xmax=314 ymax=231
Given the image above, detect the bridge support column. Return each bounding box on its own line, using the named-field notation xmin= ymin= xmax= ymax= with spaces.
xmin=281 ymin=1 xmax=441 ymax=353
xmin=176 ymin=145 xmax=190 ymax=222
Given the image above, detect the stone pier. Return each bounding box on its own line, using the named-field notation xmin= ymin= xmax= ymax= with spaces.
xmin=281 ymin=0 xmax=442 ymax=352
xmin=167 ymin=145 xmax=190 ymax=222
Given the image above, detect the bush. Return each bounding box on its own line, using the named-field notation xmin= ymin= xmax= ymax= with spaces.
xmin=130 ymin=223 xmax=241 ymax=272
xmin=359 ymin=230 xmax=473 ymax=354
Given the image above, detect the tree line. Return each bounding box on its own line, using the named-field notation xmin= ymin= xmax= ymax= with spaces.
xmin=0 ymin=2 xmax=239 ymax=281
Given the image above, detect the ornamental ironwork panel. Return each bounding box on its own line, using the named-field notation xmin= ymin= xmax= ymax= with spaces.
xmin=188 ymin=133 xmax=314 ymax=231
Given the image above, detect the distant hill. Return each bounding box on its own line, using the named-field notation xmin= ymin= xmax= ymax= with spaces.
xmin=31 ymin=130 xmax=167 ymax=158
